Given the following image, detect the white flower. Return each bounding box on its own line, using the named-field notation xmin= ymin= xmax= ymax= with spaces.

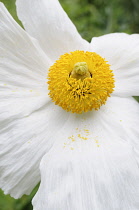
xmin=0 ymin=0 xmax=139 ymax=210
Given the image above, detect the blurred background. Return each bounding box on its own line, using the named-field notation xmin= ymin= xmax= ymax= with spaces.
xmin=0 ymin=0 xmax=139 ymax=209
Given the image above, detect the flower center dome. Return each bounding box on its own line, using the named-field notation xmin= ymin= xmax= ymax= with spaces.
xmin=48 ymin=50 xmax=115 ymax=113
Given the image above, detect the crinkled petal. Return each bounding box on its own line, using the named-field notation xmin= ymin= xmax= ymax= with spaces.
xmin=16 ymin=0 xmax=89 ymax=62
xmin=0 ymin=3 xmax=70 ymax=198
xmin=90 ymin=33 xmax=139 ymax=97
xmin=33 ymin=96 xmax=139 ymax=210
xmin=33 ymin=146 xmax=139 ymax=210
xmin=0 ymin=3 xmax=52 ymax=90
xmin=0 ymin=92 xmax=69 ymax=198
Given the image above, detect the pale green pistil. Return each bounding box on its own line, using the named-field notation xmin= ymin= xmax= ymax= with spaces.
xmin=70 ymin=62 xmax=91 ymax=80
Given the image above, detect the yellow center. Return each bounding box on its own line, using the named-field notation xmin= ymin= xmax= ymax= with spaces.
xmin=48 ymin=50 xmax=115 ymax=114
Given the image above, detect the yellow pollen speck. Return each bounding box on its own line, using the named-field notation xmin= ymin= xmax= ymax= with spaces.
xmin=84 ymin=129 xmax=89 ymax=134
xmin=70 ymin=147 xmax=74 ymax=150
xmin=48 ymin=50 xmax=115 ymax=114
xmin=68 ymin=135 xmax=75 ymax=142
xmin=78 ymin=134 xmax=81 ymax=138
xmin=78 ymin=134 xmax=88 ymax=140
xmin=97 ymin=145 xmax=100 ymax=147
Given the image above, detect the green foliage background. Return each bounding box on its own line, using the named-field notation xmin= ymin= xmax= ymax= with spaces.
xmin=0 ymin=0 xmax=139 ymax=209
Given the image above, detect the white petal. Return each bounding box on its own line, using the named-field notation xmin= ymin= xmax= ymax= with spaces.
xmin=0 ymin=93 xmax=69 ymax=198
xmin=33 ymin=96 xmax=139 ymax=210
xmin=33 ymin=146 xmax=139 ymax=210
xmin=0 ymin=5 xmax=71 ymax=197
xmin=0 ymin=3 xmax=52 ymax=90
xmin=33 ymin=104 xmax=139 ymax=210
xmin=90 ymin=33 xmax=139 ymax=97
xmin=16 ymin=0 xmax=89 ymax=62
xmin=106 ymin=96 xmax=139 ymax=164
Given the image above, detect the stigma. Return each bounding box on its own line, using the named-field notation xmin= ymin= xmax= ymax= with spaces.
xmin=70 ymin=62 xmax=91 ymax=80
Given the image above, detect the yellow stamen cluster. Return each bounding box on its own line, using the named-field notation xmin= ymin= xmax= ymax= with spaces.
xmin=48 ymin=50 xmax=115 ymax=113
